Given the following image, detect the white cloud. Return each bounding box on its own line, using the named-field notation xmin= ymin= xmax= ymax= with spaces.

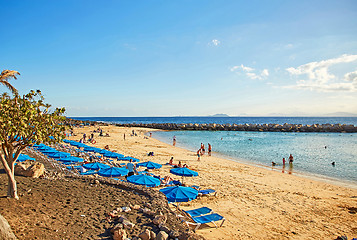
xmin=344 ymin=70 xmax=357 ymax=82
xmin=261 ymin=69 xmax=269 ymax=77
xmin=230 ymin=64 xmax=269 ymax=80
xmin=285 ymin=54 xmax=357 ymax=92
xmin=212 ymin=39 xmax=220 ymax=46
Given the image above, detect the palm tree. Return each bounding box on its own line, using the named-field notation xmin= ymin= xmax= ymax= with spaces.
xmin=0 ymin=70 xmax=20 ymax=94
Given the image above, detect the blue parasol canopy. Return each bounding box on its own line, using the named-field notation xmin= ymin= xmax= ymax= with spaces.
xmin=127 ymin=174 xmax=161 ymax=187
xmin=170 ymin=167 xmax=198 ymax=177
xmin=37 ymin=146 xmax=55 ymax=151
xmin=97 ymin=149 xmax=110 ymax=154
xmin=102 ymin=151 xmax=124 ymax=159
xmin=57 ymin=156 xmax=84 ymax=163
xmin=47 ymin=152 xmax=71 ymax=159
xmin=136 ymin=161 xmax=162 ymax=169
xmin=15 ymin=154 xmax=36 ymax=162
xmin=97 ymin=167 xmax=128 ymax=177
xmin=83 ymin=162 xmax=110 ymax=170
xmin=69 ymin=141 xmax=87 ymax=148
xmin=83 ymin=146 xmax=99 ymax=152
xmin=41 ymin=150 xmax=59 ymax=155
xmin=159 ymin=186 xmax=198 ymax=202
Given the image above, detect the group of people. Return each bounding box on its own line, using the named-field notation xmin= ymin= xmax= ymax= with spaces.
xmin=272 ymin=154 xmax=294 ymax=167
xmin=196 ymin=143 xmax=212 ymax=161
xmin=168 ymin=157 xmax=189 ymax=168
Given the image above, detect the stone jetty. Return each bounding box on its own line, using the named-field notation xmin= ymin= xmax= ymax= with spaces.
xmin=115 ymin=122 xmax=357 ymax=133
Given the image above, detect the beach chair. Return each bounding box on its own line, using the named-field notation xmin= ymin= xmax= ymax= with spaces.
xmin=183 ymin=207 xmax=213 ymax=217
xmin=185 ymin=213 xmax=225 ymax=232
xmin=198 ymin=189 xmax=216 ymax=196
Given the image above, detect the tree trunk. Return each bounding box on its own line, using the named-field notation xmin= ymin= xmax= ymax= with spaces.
xmin=7 ymin=171 xmax=18 ymax=200
xmin=0 ymin=152 xmax=19 ymax=200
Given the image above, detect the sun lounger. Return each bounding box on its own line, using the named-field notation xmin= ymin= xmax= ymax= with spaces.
xmin=186 ymin=213 xmax=225 ymax=231
xmin=183 ymin=207 xmax=213 ymax=217
xmin=198 ymin=189 xmax=216 ymax=196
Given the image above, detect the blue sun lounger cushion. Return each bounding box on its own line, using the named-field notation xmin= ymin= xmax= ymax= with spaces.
xmin=186 ymin=213 xmax=225 ymax=231
xmin=184 ymin=207 xmax=213 ymax=218
xmin=198 ymin=189 xmax=216 ymax=196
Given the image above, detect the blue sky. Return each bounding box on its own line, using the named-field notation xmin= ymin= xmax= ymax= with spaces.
xmin=1 ymin=0 xmax=357 ymax=116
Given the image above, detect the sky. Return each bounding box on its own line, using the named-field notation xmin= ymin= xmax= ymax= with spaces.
xmin=1 ymin=0 xmax=357 ymax=117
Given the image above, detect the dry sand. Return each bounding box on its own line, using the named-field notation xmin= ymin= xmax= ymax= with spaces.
xmin=69 ymin=125 xmax=356 ymax=239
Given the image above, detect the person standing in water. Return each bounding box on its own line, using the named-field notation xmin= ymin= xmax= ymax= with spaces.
xmin=208 ymin=143 xmax=212 ymax=156
xmin=289 ymin=154 xmax=294 ymax=164
xmin=200 ymin=143 xmax=205 ymax=155
xmin=173 ymin=136 xmax=176 ymax=146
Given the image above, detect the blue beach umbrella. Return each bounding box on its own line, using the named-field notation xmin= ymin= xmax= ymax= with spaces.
xmin=170 ymin=167 xmax=198 ymax=177
xmin=48 ymin=152 xmax=71 ymax=159
xmin=33 ymin=143 xmax=45 ymax=148
xmin=69 ymin=142 xmax=87 ymax=148
xmin=127 ymin=174 xmax=161 ymax=187
xmin=83 ymin=146 xmax=98 ymax=152
xmin=41 ymin=150 xmax=59 ymax=155
xmin=58 ymin=156 xmax=84 ymax=163
xmin=103 ymin=151 xmax=123 ymax=159
xmin=97 ymin=167 xmax=129 ymax=177
xmin=136 ymin=161 xmax=162 ymax=169
xmin=159 ymin=186 xmax=199 ymax=202
xmin=170 ymin=167 xmax=198 ymax=184
xmin=15 ymin=154 xmax=36 ymax=162
xmin=97 ymin=149 xmax=111 ymax=155
xmin=37 ymin=146 xmax=54 ymax=151
xmin=83 ymin=162 xmax=110 ymax=170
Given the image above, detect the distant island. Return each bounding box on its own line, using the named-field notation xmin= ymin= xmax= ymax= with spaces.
xmin=209 ymin=114 xmax=230 ymax=117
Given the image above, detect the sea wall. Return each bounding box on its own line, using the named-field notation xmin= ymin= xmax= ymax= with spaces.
xmin=115 ymin=123 xmax=357 ymax=133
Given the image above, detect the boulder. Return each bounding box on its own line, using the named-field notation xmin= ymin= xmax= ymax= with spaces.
xmin=110 ymin=223 xmax=124 ymax=234
xmin=14 ymin=160 xmax=44 ymax=178
xmin=113 ymin=228 xmax=127 ymax=240
xmin=132 ymin=204 xmax=141 ymax=210
xmin=153 ymin=215 xmax=166 ymax=226
xmin=155 ymin=231 xmax=169 ymax=240
xmin=159 ymin=224 xmax=170 ymax=233
xmin=138 ymin=229 xmax=151 ymax=240
xmin=0 ymin=214 xmax=17 ymax=240
xmin=149 ymin=230 xmax=156 ymax=240
xmin=122 ymin=219 xmax=135 ymax=229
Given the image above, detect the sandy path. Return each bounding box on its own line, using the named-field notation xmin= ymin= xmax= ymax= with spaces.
xmin=69 ymin=125 xmax=357 ymax=240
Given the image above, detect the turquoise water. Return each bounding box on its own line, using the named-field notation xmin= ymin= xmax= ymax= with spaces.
xmin=153 ymin=131 xmax=357 ymax=185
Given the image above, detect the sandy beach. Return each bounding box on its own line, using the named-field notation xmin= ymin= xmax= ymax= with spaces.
xmin=63 ymin=124 xmax=357 ymax=239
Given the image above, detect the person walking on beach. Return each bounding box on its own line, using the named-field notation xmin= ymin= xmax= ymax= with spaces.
xmin=208 ymin=143 xmax=212 ymax=156
xmin=197 ymin=149 xmax=201 ymax=161
xmin=124 ymin=133 xmax=126 ymax=141
xmin=126 ymin=159 xmax=136 ymax=178
xmin=173 ymin=135 xmax=176 ymax=146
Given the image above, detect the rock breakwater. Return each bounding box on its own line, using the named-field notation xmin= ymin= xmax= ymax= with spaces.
xmin=116 ymin=122 xmax=357 ymax=133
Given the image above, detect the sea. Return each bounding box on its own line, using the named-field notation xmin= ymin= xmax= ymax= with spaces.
xmin=73 ymin=117 xmax=357 ymax=187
